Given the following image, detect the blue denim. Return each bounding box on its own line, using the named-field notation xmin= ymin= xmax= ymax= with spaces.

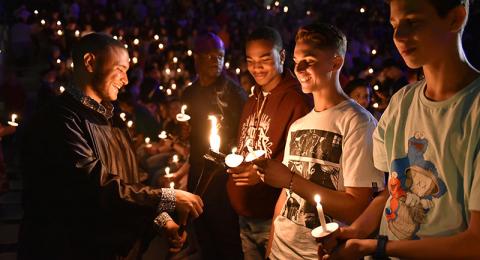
xmin=239 ymin=216 xmax=272 ymax=260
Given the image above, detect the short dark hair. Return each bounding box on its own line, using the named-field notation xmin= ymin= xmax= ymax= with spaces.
xmin=71 ymin=32 xmax=125 ymax=70
xmin=247 ymin=26 xmax=283 ymax=51
xmin=344 ymin=79 xmax=371 ymax=96
xmin=386 ymin=0 xmax=470 ymax=17
xmin=295 ymin=22 xmax=347 ymax=56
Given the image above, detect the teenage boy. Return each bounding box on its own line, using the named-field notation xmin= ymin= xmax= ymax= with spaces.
xmin=226 ymin=26 xmax=311 ymax=259
xmin=318 ymin=0 xmax=480 ymax=259
xmin=257 ymin=23 xmax=385 ymax=260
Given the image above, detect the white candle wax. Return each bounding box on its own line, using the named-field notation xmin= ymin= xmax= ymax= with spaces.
xmin=314 ymin=194 xmax=328 ymax=231
xmin=169 ymin=181 xmax=175 ymax=189
xmin=225 ymin=147 xmax=244 ymax=168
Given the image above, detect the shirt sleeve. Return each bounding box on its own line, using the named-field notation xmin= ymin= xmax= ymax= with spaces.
xmin=342 ymin=113 xmax=385 ymax=190
xmin=56 ymin=109 xmax=175 ymax=213
xmin=468 ymin=150 xmax=480 ymax=211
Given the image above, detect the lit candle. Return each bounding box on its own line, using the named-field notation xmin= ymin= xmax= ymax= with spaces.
xmin=40 ymin=19 xmax=46 ymax=25
xmin=249 ymin=86 xmax=255 ymax=97
xmin=124 ymin=44 xmax=128 ymax=49
xmin=165 ymin=68 xmax=171 ymax=75
xmin=133 ymin=38 xmax=140 ymax=45
xmin=166 ymin=89 xmax=172 ymax=96
xmin=283 ymin=6 xmax=289 ymax=13
xmin=145 ymin=137 xmax=152 ymax=148
xmin=57 ymin=29 xmax=63 ymax=36
xmin=176 ymin=105 xmax=191 ymax=122
xmin=7 ymin=113 xmax=19 ymax=127
xmin=176 ymin=68 xmax=182 ymax=73
xmin=34 ymin=10 xmax=39 ymax=15
xmin=165 ymin=166 xmax=172 ymax=177
xmin=314 ymin=194 xmax=328 ymax=232
xmin=158 ymin=43 xmax=164 ymax=50
xmin=235 ymin=68 xmax=241 ymax=75
xmin=132 ymin=57 xmax=138 ymax=64
xmin=373 ymin=84 xmax=379 ymax=91
xmin=172 ymin=154 xmax=179 ymax=164
xmin=158 ymin=131 xmax=167 ymax=139
xmin=75 ymin=30 xmax=80 ymax=37
xmin=371 ymin=49 xmax=377 ymax=55
xmin=127 ymin=120 xmax=133 ymax=128
xmin=59 ymin=86 xmax=65 ymax=93
xmin=225 ymin=62 xmax=230 ymax=69
xmin=154 ymin=34 xmax=159 ymax=41
xmin=173 ymin=57 xmax=178 ymax=63
xmin=171 ymin=83 xmax=177 ymax=90
xmin=225 ymin=147 xmax=244 ymax=168
xmin=208 ymin=115 xmax=220 ymax=153
xmin=368 ymin=68 xmax=374 ymax=74
xmin=169 ymin=181 xmax=175 ymax=189
xmin=119 ymin=112 xmax=127 ymax=121
xmin=56 ymin=58 xmax=61 ymax=64
xmin=56 ymin=20 xmax=62 ymax=26
xmin=187 ymin=50 xmax=192 ymax=56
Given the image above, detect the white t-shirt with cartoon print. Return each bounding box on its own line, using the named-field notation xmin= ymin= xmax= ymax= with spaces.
xmin=373 ymin=77 xmax=480 ymax=242
xmin=270 ymin=99 xmax=385 ymax=260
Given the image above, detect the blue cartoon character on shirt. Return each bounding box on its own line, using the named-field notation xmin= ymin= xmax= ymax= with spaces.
xmin=386 ymin=132 xmax=447 ymax=240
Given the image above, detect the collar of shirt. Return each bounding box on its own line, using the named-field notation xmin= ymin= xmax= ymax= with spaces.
xmin=67 ymin=86 xmax=114 ymax=119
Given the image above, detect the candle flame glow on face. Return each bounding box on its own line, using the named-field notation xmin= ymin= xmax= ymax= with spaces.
xmin=314 ymin=194 xmax=321 ymax=204
xmin=208 ymin=115 xmax=220 ymax=153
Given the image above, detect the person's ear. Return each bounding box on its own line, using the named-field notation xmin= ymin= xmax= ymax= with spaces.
xmin=332 ymin=55 xmax=344 ymax=71
xmin=448 ymin=5 xmax=467 ymax=33
xmin=84 ymin=53 xmax=96 ymax=73
xmin=280 ymin=49 xmax=286 ymax=65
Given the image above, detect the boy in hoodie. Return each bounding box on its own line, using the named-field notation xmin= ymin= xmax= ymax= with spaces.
xmin=227 ymin=26 xmax=311 ymax=259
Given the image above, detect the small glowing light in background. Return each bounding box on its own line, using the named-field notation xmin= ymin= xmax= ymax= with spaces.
xmin=132 ymin=57 xmax=138 ymax=64
xmin=173 ymin=57 xmax=178 ymax=63
xmin=171 ymin=83 xmax=177 ymax=90
xmin=166 ymin=89 xmax=172 ymax=96
xmin=113 ymin=35 xmax=118 ymax=40
xmin=127 ymin=120 xmax=133 ymax=128
xmin=235 ymin=68 xmax=241 ymax=75
xmin=70 ymin=62 xmax=74 ymax=68
xmin=187 ymin=49 xmax=192 ymax=56
xmin=59 ymin=86 xmax=65 ymax=93
xmin=124 ymin=44 xmax=128 ymax=49
xmin=56 ymin=20 xmax=62 ymax=26
xmin=158 ymin=43 xmax=164 ymax=50
xmin=154 ymin=34 xmax=159 ymax=41
xmin=283 ymin=6 xmax=289 ymax=13
xmin=133 ymin=38 xmax=140 ymax=45
xmin=360 ymin=7 xmax=366 ymax=13
xmin=176 ymin=68 xmax=182 ymax=73
xmin=225 ymin=62 xmax=230 ymax=69
xmin=159 ymin=85 xmax=164 ymax=90
xmin=165 ymin=68 xmax=171 ymax=75
xmin=34 ymin=10 xmax=39 ymax=15
xmin=40 ymin=19 xmax=46 ymax=25
xmin=266 ymin=5 xmax=271 ymax=10
xmin=368 ymin=68 xmax=374 ymax=74
xmin=75 ymin=30 xmax=80 ymax=37
xmin=56 ymin=58 xmax=61 ymax=64
xmin=306 ymin=10 xmax=311 ymax=16
xmin=57 ymin=29 xmax=63 ymax=36
xmin=373 ymin=84 xmax=380 ymax=91
xmin=120 ymin=112 xmax=126 ymax=121
xmin=371 ymin=49 xmax=377 ymax=55
xmin=373 ymin=103 xmax=379 ymax=108
xmin=274 ymin=1 xmax=280 ymax=7
xmin=187 ymin=82 xmax=192 ymax=86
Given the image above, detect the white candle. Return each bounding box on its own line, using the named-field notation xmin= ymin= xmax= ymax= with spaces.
xmin=314 ymin=194 xmax=328 ymax=231
xmin=119 ymin=112 xmax=126 ymax=121
xmin=145 ymin=137 xmax=152 ymax=148
xmin=7 ymin=114 xmax=18 ymax=127
xmin=225 ymin=147 xmax=244 ymax=168
xmin=208 ymin=115 xmax=220 ymax=153
xmin=158 ymin=131 xmax=167 ymax=139
xmin=176 ymin=104 xmax=191 ymax=122
xmin=127 ymin=120 xmax=133 ymax=128
xmin=169 ymin=181 xmax=175 ymax=189
xmin=245 ymin=150 xmax=266 ymax=163
xmin=165 ymin=167 xmax=173 ymax=178
xmin=172 ymin=154 xmax=179 ymax=164
xmin=59 ymin=86 xmax=65 ymax=93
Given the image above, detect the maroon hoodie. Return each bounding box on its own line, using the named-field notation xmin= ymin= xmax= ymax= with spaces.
xmin=227 ymin=70 xmax=311 ymax=219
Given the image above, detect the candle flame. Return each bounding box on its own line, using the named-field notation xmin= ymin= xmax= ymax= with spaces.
xmin=208 ymin=115 xmax=220 ymax=153
xmin=145 ymin=137 xmax=151 ymax=144
xmin=232 ymin=147 xmax=237 ymax=154
xmin=165 ymin=167 xmax=170 ymax=175
xmin=181 ymin=105 xmax=187 ymax=114
xmin=127 ymin=120 xmax=133 ymax=128
xmin=314 ymin=194 xmax=321 ymax=203
xmin=169 ymin=182 xmax=175 ymax=189
xmin=173 ymin=154 xmax=179 ymax=163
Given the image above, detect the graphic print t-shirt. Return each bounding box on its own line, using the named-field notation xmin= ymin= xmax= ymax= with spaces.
xmin=373 ymin=77 xmax=480 ymax=243
xmin=270 ymin=99 xmax=385 ymax=260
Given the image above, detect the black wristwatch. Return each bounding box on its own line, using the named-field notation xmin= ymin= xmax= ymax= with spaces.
xmin=373 ymin=235 xmax=389 ymax=259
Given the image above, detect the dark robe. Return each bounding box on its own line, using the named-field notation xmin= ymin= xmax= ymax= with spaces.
xmin=18 ymin=92 xmax=165 ymax=260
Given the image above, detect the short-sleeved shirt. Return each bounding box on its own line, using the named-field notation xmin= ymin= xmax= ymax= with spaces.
xmin=270 ymin=99 xmax=385 ymax=260
xmin=373 ymin=77 xmax=480 ymax=241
